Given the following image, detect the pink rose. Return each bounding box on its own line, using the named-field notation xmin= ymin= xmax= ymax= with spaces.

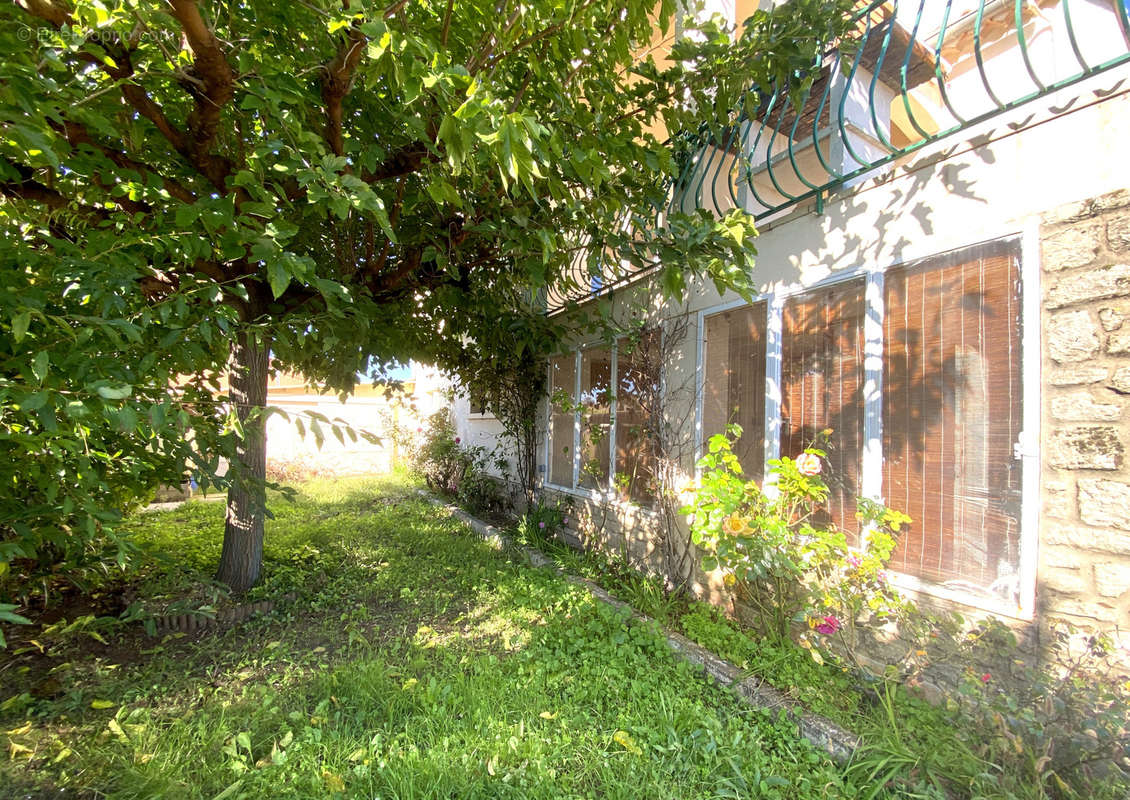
xmin=795 ymin=453 xmax=821 ymax=476
xmin=814 ymin=615 xmax=840 ymax=635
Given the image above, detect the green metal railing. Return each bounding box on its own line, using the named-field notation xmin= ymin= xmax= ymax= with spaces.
xmin=548 ymin=0 xmax=1130 ymax=311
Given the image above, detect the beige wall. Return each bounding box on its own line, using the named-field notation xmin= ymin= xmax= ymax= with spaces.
xmin=526 ymin=72 xmax=1130 ymax=646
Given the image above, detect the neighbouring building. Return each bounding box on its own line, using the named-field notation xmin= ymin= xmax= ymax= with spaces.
xmin=454 ymin=0 xmax=1130 ymax=653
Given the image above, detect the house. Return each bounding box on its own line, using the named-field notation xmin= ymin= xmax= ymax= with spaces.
xmin=454 ymin=0 xmax=1130 ymax=649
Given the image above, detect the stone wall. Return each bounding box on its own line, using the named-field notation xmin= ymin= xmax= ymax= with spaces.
xmin=1040 ymin=188 xmax=1130 ymax=633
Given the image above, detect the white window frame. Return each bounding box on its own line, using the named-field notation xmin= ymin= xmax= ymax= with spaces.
xmin=543 ymin=339 xmax=660 ymax=512
xmin=693 ymin=233 xmax=1039 ymax=620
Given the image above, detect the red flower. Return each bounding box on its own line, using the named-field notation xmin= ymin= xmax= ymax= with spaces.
xmin=981 ymin=672 xmax=991 ymax=683
xmin=814 ymin=615 xmax=841 ymax=635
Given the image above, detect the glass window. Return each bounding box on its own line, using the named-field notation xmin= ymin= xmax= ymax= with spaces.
xmin=882 ymin=241 xmax=1022 ymax=595
xmin=615 ymin=332 xmax=660 ymax=504
xmin=548 ymin=354 xmax=576 ymax=487
xmin=701 ymin=302 xmax=768 ymax=481
xmin=578 ymin=347 xmax=613 ymax=490
xmin=781 ymin=278 xmax=866 ymax=541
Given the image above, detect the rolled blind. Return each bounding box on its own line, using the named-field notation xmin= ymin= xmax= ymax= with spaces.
xmin=702 ymin=302 xmax=768 ymax=481
xmin=781 ymin=278 xmax=866 ymax=540
xmin=882 ymin=242 xmax=1022 ymax=593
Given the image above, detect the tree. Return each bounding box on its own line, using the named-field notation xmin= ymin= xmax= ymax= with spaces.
xmin=1 ymin=0 xmax=851 ymax=593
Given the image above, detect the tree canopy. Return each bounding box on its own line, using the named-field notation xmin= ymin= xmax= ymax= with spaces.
xmin=1 ymin=0 xmax=851 ymax=593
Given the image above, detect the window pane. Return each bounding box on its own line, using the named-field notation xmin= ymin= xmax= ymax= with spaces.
xmin=781 ymin=279 xmax=866 ymax=540
xmin=702 ymin=303 xmax=768 ymax=481
xmin=548 ymin=354 xmax=576 ymax=487
xmin=883 ymin=242 xmax=1022 ymax=598
xmin=578 ymin=347 xmax=613 ymax=490
xmin=615 ymin=332 xmax=660 ymax=504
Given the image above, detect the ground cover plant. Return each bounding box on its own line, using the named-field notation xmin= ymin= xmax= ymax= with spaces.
xmin=514 ymin=455 xmax=1130 ymax=800
xmin=2 ymin=473 xmax=866 ymax=799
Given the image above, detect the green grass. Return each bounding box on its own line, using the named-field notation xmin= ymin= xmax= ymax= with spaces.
xmin=1 ymin=474 xmax=863 ymax=799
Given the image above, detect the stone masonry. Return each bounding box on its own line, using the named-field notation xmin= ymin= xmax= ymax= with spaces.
xmin=1041 ymin=188 xmax=1130 ymax=633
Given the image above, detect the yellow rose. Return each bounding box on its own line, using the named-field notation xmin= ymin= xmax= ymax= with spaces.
xmin=721 ymin=513 xmax=749 ymax=535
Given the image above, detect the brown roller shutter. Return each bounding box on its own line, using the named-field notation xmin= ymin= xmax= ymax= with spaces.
xmin=702 ymin=302 xmax=768 ymax=481
xmin=882 ymin=241 xmax=1022 ymax=592
xmin=781 ymin=278 xmax=866 ymax=540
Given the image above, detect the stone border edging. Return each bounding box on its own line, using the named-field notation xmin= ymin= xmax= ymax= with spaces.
xmin=150 ymin=592 xmax=297 ymax=636
xmin=418 ymin=491 xmax=859 ymax=764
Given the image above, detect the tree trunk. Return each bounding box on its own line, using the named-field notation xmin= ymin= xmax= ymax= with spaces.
xmin=216 ymin=331 xmax=270 ymax=593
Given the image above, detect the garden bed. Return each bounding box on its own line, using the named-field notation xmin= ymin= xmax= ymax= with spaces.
xmin=2 ymin=474 xmax=860 ymax=799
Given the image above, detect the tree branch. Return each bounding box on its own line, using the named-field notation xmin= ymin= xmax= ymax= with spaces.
xmin=14 ymin=0 xmax=71 ymax=27
xmin=53 ymin=120 xmax=197 ymax=205
xmin=0 ymin=159 xmax=110 ymax=223
xmin=321 ymin=27 xmax=367 ymax=158
xmin=168 ymin=0 xmax=235 ymax=161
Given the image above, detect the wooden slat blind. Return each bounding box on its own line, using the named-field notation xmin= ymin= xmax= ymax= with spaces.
xmin=702 ymin=302 xmax=768 ymax=481
xmin=781 ymin=279 xmax=866 ymax=540
xmin=615 ymin=332 xmax=660 ymax=504
xmin=882 ymin=242 xmax=1022 ymax=592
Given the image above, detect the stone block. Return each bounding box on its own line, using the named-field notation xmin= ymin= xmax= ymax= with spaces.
xmin=1093 ymin=562 xmax=1130 ymax=598
xmin=1112 ymin=367 xmax=1130 ymax=394
xmin=1050 ymin=365 xmax=1108 ymax=386
xmin=1042 ymin=598 xmax=1117 ymax=623
xmin=1109 ymin=215 xmax=1130 ymax=252
xmin=1041 ymin=547 xmax=1080 ymax=570
xmin=1044 ymin=264 xmax=1130 ymax=309
xmin=1094 ymin=189 xmax=1130 ymax=212
xmin=1108 ymin=329 xmax=1130 ymax=355
xmin=1043 ymin=568 xmax=1088 ymax=595
xmin=1099 ymin=307 xmax=1124 ymax=331
xmin=1078 ymin=479 xmax=1130 ymax=530
xmin=1042 ymin=524 xmax=1130 ymax=552
xmin=1041 ymin=223 xmax=1103 ymax=271
xmin=1047 ymin=310 xmax=1100 ymax=363
xmin=1048 ymin=427 xmax=1123 ymax=470
xmin=1043 ymin=478 xmax=1074 ymax=517
xmin=1049 ymin=391 xmax=1121 ymax=422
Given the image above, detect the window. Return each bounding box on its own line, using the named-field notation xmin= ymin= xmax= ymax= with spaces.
xmin=701 ymin=302 xmax=768 ymax=481
xmin=615 ymin=333 xmax=659 ymax=503
xmin=545 ymin=338 xmax=659 ymax=505
xmin=578 ymin=347 xmax=613 ymax=490
xmin=781 ymin=279 xmax=865 ymax=540
xmin=882 ymin=242 xmax=1022 ymax=594
xmin=548 ymin=354 xmax=576 ymax=487
xmin=696 ymin=239 xmax=1026 ymax=606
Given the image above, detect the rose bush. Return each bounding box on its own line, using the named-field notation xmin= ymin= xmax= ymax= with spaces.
xmin=681 ymin=424 xmax=910 ymax=657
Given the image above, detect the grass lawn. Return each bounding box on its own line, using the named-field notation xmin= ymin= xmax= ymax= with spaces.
xmin=1 ymin=474 xmax=862 ymax=799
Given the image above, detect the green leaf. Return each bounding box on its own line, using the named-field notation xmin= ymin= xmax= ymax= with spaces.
xmin=267 ymin=261 xmax=291 ymax=299
xmin=11 ymin=312 xmax=30 ymax=343
xmin=31 ymin=351 xmax=48 ymax=383
xmin=97 ymin=384 xmax=132 ymax=401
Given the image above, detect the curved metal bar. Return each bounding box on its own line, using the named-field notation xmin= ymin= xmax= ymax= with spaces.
xmin=1061 ymin=0 xmax=1093 ymax=75
xmin=741 ymin=89 xmax=783 ymax=213
xmin=973 ymin=0 xmax=1006 ymax=109
xmin=837 ymin=8 xmax=875 ymax=171
xmin=1117 ymin=0 xmax=1130 ymax=48
xmin=786 ymin=73 xmax=823 ymax=192
xmin=867 ymin=14 xmax=899 ymax=152
xmin=933 ymin=0 xmax=967 ymax=126
xmin=1014 ymin=0 xmax=1047 ymax=93
xmin=762 ymin=82 xmax=803 ymax=203
xmin=812 ymin=48 xmax=844 ymax=182
xmin=899 ymin=0 xmax=935 ymax=141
